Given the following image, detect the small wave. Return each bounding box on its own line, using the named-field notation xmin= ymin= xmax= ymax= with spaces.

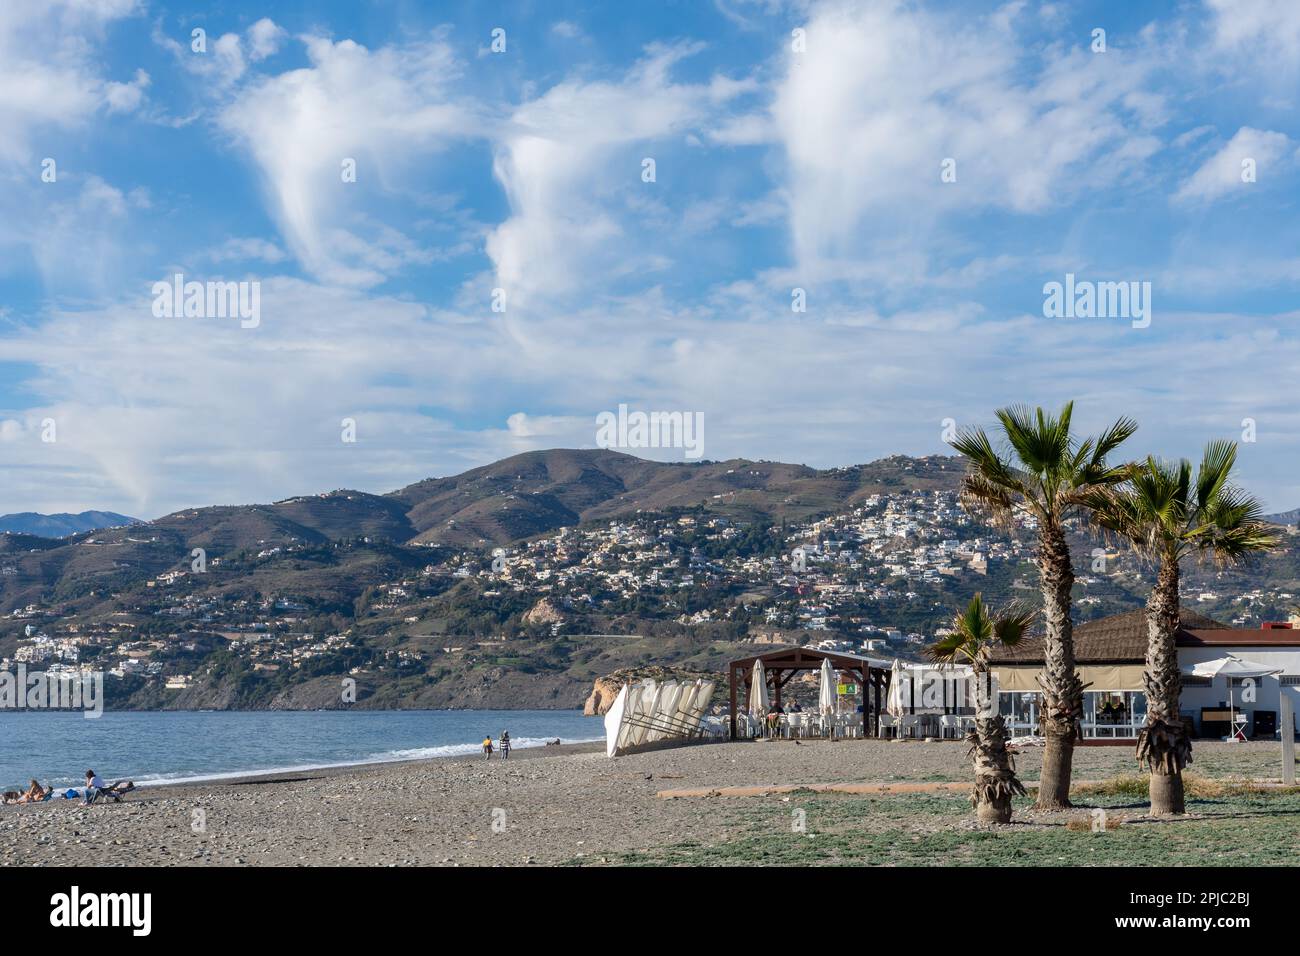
xmin=125 ymin=734 xmax=604 ymax=788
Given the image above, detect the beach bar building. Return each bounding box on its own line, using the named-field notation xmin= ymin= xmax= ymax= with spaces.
xmin=988 ymin=610 xmax=1300 ymax=741
xmin=726 ymin=646 xmax=893 ymax=739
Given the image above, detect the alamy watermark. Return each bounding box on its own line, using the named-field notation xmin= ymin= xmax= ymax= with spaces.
xmin=595 ymin=404 xmax=704 ymax=459
xmin=152 ymin=273 xmax=260 ymax=328
xmin=1042 ymin=273 xmax=1151 ymax=329
xmin=0 ymin=666 xmax=103 ymax=718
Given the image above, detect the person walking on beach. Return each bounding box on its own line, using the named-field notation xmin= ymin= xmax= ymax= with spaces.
xmin=499 ymin=731 xmax=510 ymax=760
xmin=482 ymin=735 xmax=493 ymax=759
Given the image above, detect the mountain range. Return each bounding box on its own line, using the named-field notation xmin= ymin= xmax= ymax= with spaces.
xmin=0 ymin=450 xmax=962 ymax=610
xmin=0 ymin=511 xmax=139 ymax=538
xmin=2 ymin=449 xmax=1295 ymax=712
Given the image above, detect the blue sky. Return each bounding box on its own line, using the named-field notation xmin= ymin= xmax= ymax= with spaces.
xmin=1 ymin=0 xmax=1299 ymax=518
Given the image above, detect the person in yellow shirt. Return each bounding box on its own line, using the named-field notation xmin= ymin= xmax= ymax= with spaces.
xmin=482 ymin=735 xmax=494 ymax=759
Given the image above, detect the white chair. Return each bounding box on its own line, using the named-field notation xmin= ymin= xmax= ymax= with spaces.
xmin=898 ymin=715 xmax=920 ymax=739
xmin=786 ymin=713 xmax=803 ymax=738
xmin=878 ymin=714 xmax=897 ymax=737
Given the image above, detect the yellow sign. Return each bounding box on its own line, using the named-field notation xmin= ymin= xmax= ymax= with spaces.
xmin=837 ymin=683 xmax=857 ymax=695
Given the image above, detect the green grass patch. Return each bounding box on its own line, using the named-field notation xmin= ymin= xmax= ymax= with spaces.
xmin=569 ymin=790 xmax=1300 ymax=867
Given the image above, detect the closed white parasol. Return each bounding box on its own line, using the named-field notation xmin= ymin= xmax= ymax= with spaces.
xmin=748 ymin=659 xmax=770 ymax=720
xmin=818 ymin=657 xmax=837 ymax=717
xmin=887 ymin=659 xmax=908 ymax=718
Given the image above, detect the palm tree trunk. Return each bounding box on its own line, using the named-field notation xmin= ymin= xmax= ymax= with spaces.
xmin=970 ymin=668 xmax=1025 ymax=824
xmin=1138 ymin=557 xmax=1190 ymax=815
xmin=1035 ymin=520 xmax=1083 ymax=809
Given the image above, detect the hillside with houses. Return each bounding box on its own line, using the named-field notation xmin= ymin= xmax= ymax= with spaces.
xmin=3 ymin=450 xmax=1298 ymax=710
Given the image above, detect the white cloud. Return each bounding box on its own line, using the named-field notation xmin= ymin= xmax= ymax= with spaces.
xmin=152 ymin=18 xmax=286 ymax=89
xmin=1174 ymin=127 xmax=1294 ymax=203
xmin=104 ymin=68 xmax=150 ymax=113
xmin=549 ymin=21 xmax=583 ymax=40
xmin=0 ymin=0 xmax=142 ymax=164
xmin=486 ymin=44 xmax=748 ymax=304
xmin=770 ymin=0 xmax=1165 ymax=278
xmin=1206 ymin=0 xmax=1300 ymax=67
xmin=209 ymin=236 xmax=288 ymax=264
xmin=247 ymin=17 xmax=287 ymax=60
xmin=219 ymin=34 xmax=472 ymax=287
xmin=2 ymin=173 xmax=146 ymax=296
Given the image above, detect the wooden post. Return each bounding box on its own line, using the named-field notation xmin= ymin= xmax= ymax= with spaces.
xmin=1282 ymin=694 xmax=1295 ymax=786
xmin=859 ymin=666 xmax=869 ymax=738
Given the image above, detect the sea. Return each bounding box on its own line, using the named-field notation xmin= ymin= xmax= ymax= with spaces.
xmin=0 ymin=710 xmax=601 ymax=792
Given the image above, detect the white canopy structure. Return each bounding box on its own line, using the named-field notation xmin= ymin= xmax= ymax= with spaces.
xmin=603 ymin=677 xmax=717 ymax=757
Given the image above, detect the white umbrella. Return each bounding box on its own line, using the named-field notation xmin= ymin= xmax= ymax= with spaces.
xmin=748 ymin=659 xmax=769 ymax=720
xmin=1187 ymin=654 xmax=1283 ymax=680
xmin=818 ymin=657 xmax=837 ymax=717
xmin=887 ymin=659 xmax=907 ymax=718
xmin=1185 ymin=655 xmax=1283 ymax=740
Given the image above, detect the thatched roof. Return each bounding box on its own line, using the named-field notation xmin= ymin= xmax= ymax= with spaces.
xmin=988 ymin=609 xmax=1226 ymax=665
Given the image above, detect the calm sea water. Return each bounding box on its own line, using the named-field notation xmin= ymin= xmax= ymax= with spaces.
xmin=0 ymin=710 xmax=601 ymax=792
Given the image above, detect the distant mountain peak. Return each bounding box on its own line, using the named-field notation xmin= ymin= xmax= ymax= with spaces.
xmin=0 ymin=511 xmax=141 ymax=539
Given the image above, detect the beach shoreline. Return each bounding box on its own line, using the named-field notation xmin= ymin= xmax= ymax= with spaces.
xmin=116 ymin=738 xmax=606 ymax=791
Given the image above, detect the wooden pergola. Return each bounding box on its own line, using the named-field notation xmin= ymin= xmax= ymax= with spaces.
xmin=728 ymin=647 xmax=893 ymax=739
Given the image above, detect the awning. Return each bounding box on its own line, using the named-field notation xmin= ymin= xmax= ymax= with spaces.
xmin=994 ymin=664 xmax=1147 ymax=692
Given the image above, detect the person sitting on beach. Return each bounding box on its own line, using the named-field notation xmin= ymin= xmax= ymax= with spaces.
xmin=481 ymin=735 xmax=494 ymax=759
xmin=499 ymin=731 xmax=511 ymax=760
xmin=83 ymin=774 xmax=135 ymax=804
xmin=17 ymin=779 xmax=49 ymax=803
xmin=1 ymin=791 xmax=18 ymax=805
xmin=83 ymin=770 xmax=107 ymax=804
xmin=765 ymin=703 xmax=783 ymax=735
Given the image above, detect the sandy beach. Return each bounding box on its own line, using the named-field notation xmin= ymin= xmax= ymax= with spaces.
xmin=2 ymin=738 xmax=1295 ymax=866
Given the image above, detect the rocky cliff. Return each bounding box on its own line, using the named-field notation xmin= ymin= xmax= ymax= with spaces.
xmin=582 ymin=666 xmax=728 ymax=716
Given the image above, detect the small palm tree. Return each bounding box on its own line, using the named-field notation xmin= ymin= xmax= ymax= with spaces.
xmin=950 ymin=402 xmax=1136 ymax=809
xmin=1083 ymin=441 xmax=1278 ymax=815
xmin=928 ymin=594 xmax=1037 ymax=824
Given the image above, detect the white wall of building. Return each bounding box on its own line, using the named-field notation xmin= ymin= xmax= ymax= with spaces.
xmin=1178 ymin=645 xmax=1300 ymax=733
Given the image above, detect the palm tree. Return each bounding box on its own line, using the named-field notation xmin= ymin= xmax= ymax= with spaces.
xmin=1082 ymin=441 xmax=1277 ymax=814
xmin=950 ymin=402 xmax=1136 ymax=809
xmin=928 ymin=594 xmax=1037 ymax=824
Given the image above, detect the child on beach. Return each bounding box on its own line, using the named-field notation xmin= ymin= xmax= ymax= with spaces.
xmin=499 ymin=731 xmax=510 ymax=760
xmin=482 ymin=735 xmax=493 ymax=759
